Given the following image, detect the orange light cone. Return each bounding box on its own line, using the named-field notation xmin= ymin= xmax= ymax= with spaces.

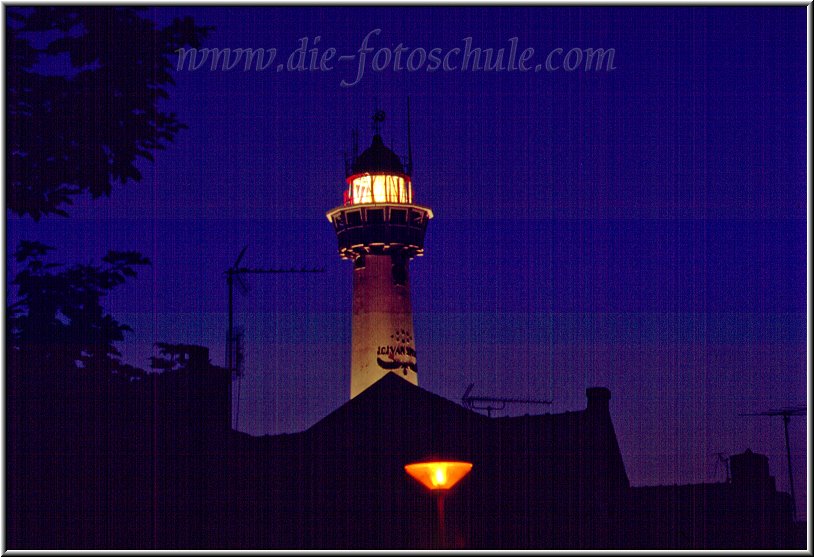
xmin=404 ymin=461 xmax=473 ymax=490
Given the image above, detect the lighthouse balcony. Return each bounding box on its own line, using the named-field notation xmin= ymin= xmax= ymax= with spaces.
xmin=326 ymin=203 xmax=433 ymax=259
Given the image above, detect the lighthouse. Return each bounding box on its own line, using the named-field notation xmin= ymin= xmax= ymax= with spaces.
xmin=327 ymin=109 xmax=433 ymax=399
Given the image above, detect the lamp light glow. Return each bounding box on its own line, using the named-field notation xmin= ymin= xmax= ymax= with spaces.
xmin=404 ymin=461 xmax=473 ymax=491
xmin=346 ymin=173 xmax=412 ymax=205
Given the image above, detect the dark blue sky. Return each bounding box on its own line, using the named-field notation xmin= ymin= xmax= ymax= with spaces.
xmin=7 ymin=7 xmax=807 ymax=516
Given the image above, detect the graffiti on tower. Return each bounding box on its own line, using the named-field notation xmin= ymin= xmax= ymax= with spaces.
xmin=377 ymin=328 xmax=417 ymax=375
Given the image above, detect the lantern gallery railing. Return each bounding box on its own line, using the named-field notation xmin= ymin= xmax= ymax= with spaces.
xmin=326 ymin=203 xmax=433 ymax=260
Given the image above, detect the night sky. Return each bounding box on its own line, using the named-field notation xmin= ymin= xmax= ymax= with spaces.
xmin=7 ymin=7 xmax=807 ymax=517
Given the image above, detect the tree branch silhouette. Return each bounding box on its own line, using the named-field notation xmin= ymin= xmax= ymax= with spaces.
xmin=7 ymin=7 xmax=211 ymax=219
xmin=6 ymin=7 xmax=211 ymax=373
xmin=8 ymin=241 xmax=150 ymax=375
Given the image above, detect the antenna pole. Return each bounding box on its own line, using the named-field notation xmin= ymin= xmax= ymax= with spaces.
xmin=782 ymin=414 xmax=796 ymax=520
xmin=234 ymin=330 xmax=244 ymax=430
xmin=227 ymin=272 xmax=233 ymax=375
xmin=741 ymin=406 xmax=804 ymax=521
xmin=226 ymin=245 xmax=248 ymax=376
xmin=406 ymin=96 xmax=414 ymax=174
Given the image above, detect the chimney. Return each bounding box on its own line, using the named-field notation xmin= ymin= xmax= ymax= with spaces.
xmin=730 ymin=448 xmax=774 ymax=491
xmin=586 ymin=387 xmax=611 ymax=413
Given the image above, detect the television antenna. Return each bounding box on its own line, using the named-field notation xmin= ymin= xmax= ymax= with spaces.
xmin=406 ymin=96 xmax=413 ymax=175
xmin=226 ymin=245 xmax=324 ymax=430
xmin=740 ymin=405 xmax=805 ymax=520
xmin=461 ymin=383 xmax=552 ymax=418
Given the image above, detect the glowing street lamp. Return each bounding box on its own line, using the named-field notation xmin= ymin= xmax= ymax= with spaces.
xmin=405 ymin=461 xmax=473 ymax=548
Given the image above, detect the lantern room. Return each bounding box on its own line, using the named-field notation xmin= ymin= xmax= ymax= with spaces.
xmin=345 ymin=172 xmax=412 ymax=205
xmin=327 ymin=111 xmax=433 ymax=262
xmin=343 ymin=133 xmax=413 ymax=206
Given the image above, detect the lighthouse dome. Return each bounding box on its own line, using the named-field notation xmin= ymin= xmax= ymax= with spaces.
xmin=352 ymin=134 xmax=406 ymax=175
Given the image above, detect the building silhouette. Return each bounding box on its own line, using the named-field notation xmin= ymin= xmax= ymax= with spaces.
xmin=629 ymin=449 xmax=798 ymax=548
xmin=7 ymin=354 xmax=803 ymax=549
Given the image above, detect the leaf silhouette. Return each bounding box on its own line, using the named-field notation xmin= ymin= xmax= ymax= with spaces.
xmin=6 ymin=7 xmax=212 ymax=220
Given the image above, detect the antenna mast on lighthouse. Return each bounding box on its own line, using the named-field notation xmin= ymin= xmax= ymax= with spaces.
xmin=406 ymin=96 xmax=414 ymax=175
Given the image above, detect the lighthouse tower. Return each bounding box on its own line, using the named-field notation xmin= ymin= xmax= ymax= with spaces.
xmin=327 ymin=110 xmax=433 ymax=399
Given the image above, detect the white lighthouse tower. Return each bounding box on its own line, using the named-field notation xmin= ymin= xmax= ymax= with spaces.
xmin=326 ymin=110 xmax=433 ymax=399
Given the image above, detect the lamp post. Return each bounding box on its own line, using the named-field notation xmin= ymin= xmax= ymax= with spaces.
xmin=404 ymin=461 xmax=473 ymax=549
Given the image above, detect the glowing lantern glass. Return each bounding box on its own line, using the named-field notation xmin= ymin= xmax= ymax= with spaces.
xmin=346 ymin=173 xmax=412 ymax=205
xmin=404 ymin=461 xmax=473 ymax=491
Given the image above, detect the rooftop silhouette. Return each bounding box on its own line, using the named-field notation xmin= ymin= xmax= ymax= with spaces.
xmin=6 ymin=363 xmax=802 ymax=549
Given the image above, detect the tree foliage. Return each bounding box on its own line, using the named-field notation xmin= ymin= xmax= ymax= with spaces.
xmin=6 ymin=7 xmax=211 ymax=219
xmin=8 ymin=240 xmax=150 ymax=375
xmin=150 ymin=342 xmax=210 ymax=372
xmin=6 ymin=7 xmax=211 ymax=373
